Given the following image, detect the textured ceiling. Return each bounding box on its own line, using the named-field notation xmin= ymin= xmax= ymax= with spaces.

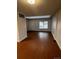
xmin=17 ymin=0 xmax=61 ymax=16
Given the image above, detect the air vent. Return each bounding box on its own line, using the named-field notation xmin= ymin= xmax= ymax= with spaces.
xmin=19 ymin=13 xmax=24 ymax=18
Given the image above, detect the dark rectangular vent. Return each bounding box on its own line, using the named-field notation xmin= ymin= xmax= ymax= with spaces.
xmin=19 ymin=13 xmax=24 ymax=18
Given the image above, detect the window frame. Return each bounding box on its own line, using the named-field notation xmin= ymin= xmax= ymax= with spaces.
xmin=39 ymin=21 xmax=48 ymax=29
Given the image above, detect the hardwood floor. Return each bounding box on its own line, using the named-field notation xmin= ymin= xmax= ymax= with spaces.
xmin=17 ymin=31 xmax=61 ymax=59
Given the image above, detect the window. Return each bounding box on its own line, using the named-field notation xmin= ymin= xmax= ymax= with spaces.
xmin=39 ymin=21 xmax=48 ymax=29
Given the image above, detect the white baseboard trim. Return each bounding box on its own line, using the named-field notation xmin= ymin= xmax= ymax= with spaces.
xmin=17 ymin=36 xmax=27 ymax=42
xmin=51 ymin=32 xmax=61 ymax=49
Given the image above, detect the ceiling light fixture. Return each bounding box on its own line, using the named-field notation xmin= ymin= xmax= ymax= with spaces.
xmin=27 ymin=0 xmax=35 ymax=4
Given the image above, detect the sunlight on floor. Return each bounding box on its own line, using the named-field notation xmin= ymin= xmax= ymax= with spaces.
xmin=38 ymin=32 xmax=48 ymax=40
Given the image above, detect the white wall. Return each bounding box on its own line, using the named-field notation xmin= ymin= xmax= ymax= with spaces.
xmin=51 ymin=10 xmax=61 ymax=49
xmin=27 ymin=19 xmax=52 ymax=31
xmin=17 ymin=13 xmax=27 ymax=42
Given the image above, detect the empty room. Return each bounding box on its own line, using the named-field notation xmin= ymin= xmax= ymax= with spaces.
xmin=17 ymin=0 xmax=61 ymax=59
